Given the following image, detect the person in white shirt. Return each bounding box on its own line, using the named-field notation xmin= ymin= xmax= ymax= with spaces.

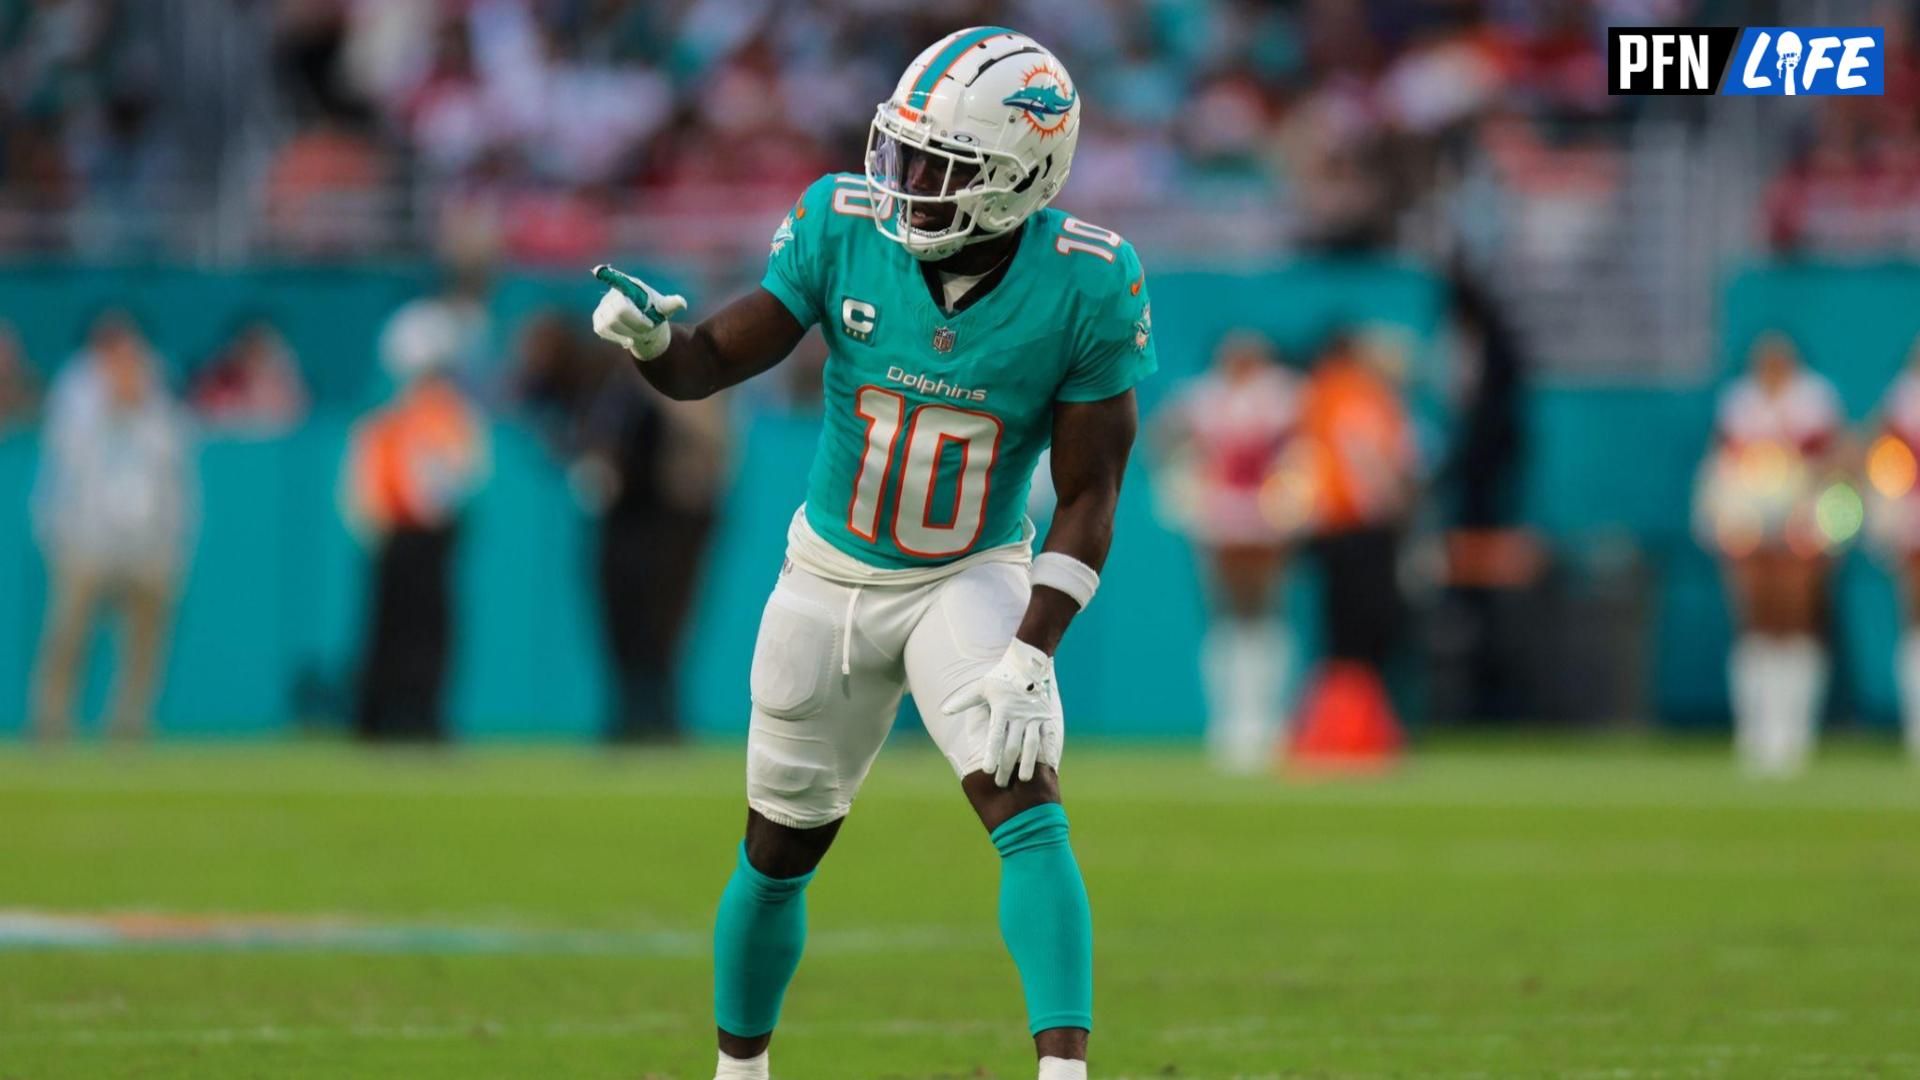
xmin=30 ymin=313 xmax=195 ymax=740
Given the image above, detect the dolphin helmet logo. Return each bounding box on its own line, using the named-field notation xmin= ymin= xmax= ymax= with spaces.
xmin=1003 ymin=65 xmax=1076 ymax=136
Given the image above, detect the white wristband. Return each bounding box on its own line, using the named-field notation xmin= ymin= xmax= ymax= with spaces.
xmin=1031 ymin=552 xmax=1100 ymax=609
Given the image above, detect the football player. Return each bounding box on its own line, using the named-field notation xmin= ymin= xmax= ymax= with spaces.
xmin=591 ymin=28 xmax=1153 ymax=1080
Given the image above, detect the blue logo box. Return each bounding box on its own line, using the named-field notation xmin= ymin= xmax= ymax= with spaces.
xmin=1721 ymin=27 xmax=1884 ymax=95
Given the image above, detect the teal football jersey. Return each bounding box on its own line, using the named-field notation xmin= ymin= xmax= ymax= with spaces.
xmin=761 ymin=173 xmax=1157 ymax=570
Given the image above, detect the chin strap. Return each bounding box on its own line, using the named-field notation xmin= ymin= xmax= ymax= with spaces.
xmin=906 ymin=213 xmax=982 ymax=261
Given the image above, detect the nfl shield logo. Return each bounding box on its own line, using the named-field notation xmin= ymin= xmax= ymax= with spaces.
xmin=932 ymin=326 xmax=956 ymax=353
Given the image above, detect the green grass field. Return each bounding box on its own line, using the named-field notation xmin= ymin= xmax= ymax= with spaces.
xmin=2 ymin=738 xmax=1919 ymax=1079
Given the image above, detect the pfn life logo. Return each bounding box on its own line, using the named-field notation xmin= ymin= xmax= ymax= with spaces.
xmin=1609 ymin=27 xmax=1883 ymax=95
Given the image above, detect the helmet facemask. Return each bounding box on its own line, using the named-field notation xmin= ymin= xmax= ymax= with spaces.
xmin=866 ymin=104 xmax=1038 ymax=262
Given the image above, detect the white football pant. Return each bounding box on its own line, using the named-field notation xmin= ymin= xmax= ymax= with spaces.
xmin=744 ymin=559 xmax=1049 ymax=828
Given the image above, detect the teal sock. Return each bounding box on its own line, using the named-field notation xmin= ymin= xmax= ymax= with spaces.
xmin=712 ymin=843 xmax=814 ymax=1039
xmin=990 ymin=803 xmax=1094 ymax=1036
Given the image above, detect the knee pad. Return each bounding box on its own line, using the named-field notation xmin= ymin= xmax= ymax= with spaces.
xmin=746 ymin=586 xmax=850 ymax=828
xmin=746 ymin=737 xmax=845 ymax=829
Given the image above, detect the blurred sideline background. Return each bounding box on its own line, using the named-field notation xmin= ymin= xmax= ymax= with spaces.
xmin=3 ymin=0 xmax=1919 ymax=744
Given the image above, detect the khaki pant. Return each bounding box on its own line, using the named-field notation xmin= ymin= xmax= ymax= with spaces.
xmin=31 ymin=559 xmax=175 ymax=740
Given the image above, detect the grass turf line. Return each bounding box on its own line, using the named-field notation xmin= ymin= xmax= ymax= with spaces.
xmin=1 ymin=739 xmax=1918 ymax=1078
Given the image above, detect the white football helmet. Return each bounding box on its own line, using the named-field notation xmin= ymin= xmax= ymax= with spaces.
xmin=865 ymin=27 xmax=1082 ymax=261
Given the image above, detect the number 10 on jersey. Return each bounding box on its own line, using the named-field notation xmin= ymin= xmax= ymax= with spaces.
xmin=849 ymin=386 xmax=1004 ymax=558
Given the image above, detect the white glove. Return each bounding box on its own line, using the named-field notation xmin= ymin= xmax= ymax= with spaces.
xmin=591 ymin=264 xmax=687 ymax=362
xmin=944 ymin=638 xmax=1064 ymax=787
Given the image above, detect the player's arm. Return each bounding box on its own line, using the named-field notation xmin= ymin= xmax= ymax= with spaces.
xmin=591 ymin=266 xmax=805 ymax=401
xmin=946 ymin=234 xmax=1156 ymax=787
xmin=944 ymin=390 xmax=1140 ymax=788
xmin=1017 ymin=235 xmax=1155 ymax=656
xmin=1017 ymin=390 xmax=1138 ymax=655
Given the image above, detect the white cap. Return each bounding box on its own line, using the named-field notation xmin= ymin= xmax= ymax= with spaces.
xmin=380 ymin=299 xmax=464 ymax=382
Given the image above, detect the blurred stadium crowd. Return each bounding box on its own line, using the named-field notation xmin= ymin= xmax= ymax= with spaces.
xmin=0 ymin=0 xmax=1913 ymax=270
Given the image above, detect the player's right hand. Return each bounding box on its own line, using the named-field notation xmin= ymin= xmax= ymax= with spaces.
xmin=945 ymin=638 xmax=1065 ymax=787
xmin=591 ymin=264 xmax=687 ymax=362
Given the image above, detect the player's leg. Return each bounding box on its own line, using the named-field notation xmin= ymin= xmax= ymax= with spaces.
xmin=1726 ymin=551 xmax=1780 ymax=771
xmin=1726 ymin=551 xmax=1782 ymax=768
xmin=962 ymin=767 xmax=1091 ymax=1073
xmin=107 ymin=567 xmax=173 ymax=740
xmin=1726 ymin=549 xmax=1828 ymax=775
xmin=1201 ymin=542 xmax=1290 ymax=772
xmin=30 ymin=558 xmax=103 ymax=740
xmin=713 ymin=808 xmax=839 ymax=1070
xmin=1767 ymin=550 xmax=1829 ymax=769
xmin=906 ymin=562 xmax=1092 ymax=1075
xmin=713 ymin=567 xmax=907 ymax=1076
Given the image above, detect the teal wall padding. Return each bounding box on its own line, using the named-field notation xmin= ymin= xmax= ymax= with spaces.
xmin=8 ymin=259 xmax=1912 ymax=735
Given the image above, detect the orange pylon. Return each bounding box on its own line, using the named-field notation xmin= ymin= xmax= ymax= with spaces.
xmin=1286 ymin=660 xmax=1403 ymax=773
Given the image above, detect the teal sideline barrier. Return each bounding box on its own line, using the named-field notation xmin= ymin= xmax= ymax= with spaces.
xmin=0 ymin=414 xmax=1306 ymax=738
xmin=0 ymin=260 xmax=1441 ymax=737
xmin=12 ymin=260 xmax=1917 ymax=736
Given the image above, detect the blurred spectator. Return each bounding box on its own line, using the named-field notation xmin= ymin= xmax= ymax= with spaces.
xmin=1763 ymin=14 xmax=1920 ymax=256
xmin=513 ymin=310 xmax=728 ymax=743
xmin=1763 ymin=100 xmax=1920 ymax=256
xmin=445 ymin=173 xmax=615 ymax=267
xmin=1444 ymin=264 xmax=1527 ymax=530
xmin=514 ymin=13 xmax=671 ymax=186
xmin=394 ymin=12 xmax=498 ymax=178
xmin=1430 ymin=264 xmax=1544 ymax=727
xmin=0 ymin=0 xmax=174 ymax=254
xmin=0 ymin=321 xmax=41 ymax=429
xmin=1288 ymin=329 xmax=1420 ymax=765
xmin=341 ymin=298 xmax=489 ymax=742
xmin=188 ymin=319 xmax=309 ymax=433
xmin=1279 ymin=82 xmax=1401 ymax=251
xmin=1151 ymin=331 xmax=1307 ymax=773
xmin=1302 ymin=330 xmax=1421 ymax=545
xmin=30 ymin=311 xmax=195 ymax=740
xmin=263 ymin=111 xmax=390 ymax=256
xmin=1865 ymin=335 xmax=1920 ymax=762
xmin=271 ymin=0 xmax=360 ymax=122
xmin=1695 ymin=334 xmax=1845 ymax=776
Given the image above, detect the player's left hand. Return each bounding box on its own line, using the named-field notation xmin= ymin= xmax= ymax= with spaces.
xmin=944 ymin=638 xmax=1064 ymax=787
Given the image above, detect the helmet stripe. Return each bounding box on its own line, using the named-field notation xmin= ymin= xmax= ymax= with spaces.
xmin=909 ymin=27 xmax=970 ymax=83
xmin=907 ymin=26 xmax=1016 ymax=108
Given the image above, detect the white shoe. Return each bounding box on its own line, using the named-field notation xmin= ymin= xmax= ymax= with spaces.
xmin=714 ymin=1050 xmax=768 ymax=1080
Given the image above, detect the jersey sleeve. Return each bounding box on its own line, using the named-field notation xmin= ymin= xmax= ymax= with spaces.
xmin=758 ymin=176 xmax=837 ymax=329
xmin=1058 ymin=242 xmax=1158 ymax=403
